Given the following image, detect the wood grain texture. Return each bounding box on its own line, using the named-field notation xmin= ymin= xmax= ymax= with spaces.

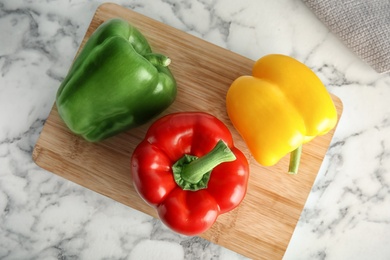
xmin=32 ymin=3 xmax=343 ymax=259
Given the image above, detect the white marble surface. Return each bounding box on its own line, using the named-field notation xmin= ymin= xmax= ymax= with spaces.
xmin=1 ymin=0 xmax=390 ymax=259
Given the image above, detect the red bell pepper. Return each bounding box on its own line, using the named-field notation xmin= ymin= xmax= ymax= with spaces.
xmin=131 ymin=112 xmax=249 ymax=236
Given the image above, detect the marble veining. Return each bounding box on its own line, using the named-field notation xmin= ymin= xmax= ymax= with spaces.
xmin=1 ymin=0 xmax=390 ymax=259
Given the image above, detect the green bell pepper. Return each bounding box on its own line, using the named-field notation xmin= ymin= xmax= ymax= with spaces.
xmin=56 ymin=18 xmax=177 ymax=142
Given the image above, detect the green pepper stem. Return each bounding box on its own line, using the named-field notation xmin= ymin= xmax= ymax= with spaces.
xmin=288 ymin=145 xmax=302 ymax=174
xmin=144 ymin=53 xmax=171 ymax=67
xmin=172 ymin=140 xmax=236 ymax=191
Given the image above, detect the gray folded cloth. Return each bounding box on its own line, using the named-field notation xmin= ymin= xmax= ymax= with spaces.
xmin=302 ymin=0 xmax=390 ymax=73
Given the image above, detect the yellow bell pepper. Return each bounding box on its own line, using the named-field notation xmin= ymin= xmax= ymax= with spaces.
xmin=226 ymin=54 xmax=337 ymax=174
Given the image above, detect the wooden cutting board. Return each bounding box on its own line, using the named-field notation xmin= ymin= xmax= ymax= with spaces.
xmin=33 ymin=3 xmax=343 ymax=259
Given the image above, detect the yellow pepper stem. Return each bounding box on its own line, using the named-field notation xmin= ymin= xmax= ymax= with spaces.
xmin=288 ymin=145 xmax=302 ymax=174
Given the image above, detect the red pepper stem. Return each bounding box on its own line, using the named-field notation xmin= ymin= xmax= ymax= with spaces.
xmin=288 ymin=145 xmax=302 ymax=174
xmin=172 ymin=140 xmax=236 ymax=191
